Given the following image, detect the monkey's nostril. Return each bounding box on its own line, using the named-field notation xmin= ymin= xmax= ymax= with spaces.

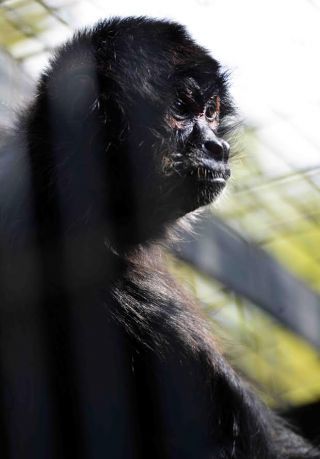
xmin=204 ymin=140 xmax=224 ymax=162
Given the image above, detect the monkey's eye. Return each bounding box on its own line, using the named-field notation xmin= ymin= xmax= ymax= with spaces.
xmin=205 ymin=96 xmax=220 ymax=122
xmin=173 ymin=100 xmax=190 ymax=121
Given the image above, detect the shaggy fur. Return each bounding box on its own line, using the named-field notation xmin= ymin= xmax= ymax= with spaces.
xmin=0 ymin=16 xmax=318 ymax=459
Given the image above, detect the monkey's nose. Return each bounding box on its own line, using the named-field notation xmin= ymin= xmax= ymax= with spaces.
xmin=204 ymin=139 xmax=230 ymax=163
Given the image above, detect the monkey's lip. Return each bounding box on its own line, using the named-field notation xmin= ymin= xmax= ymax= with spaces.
xmin=189 ymin=160 xmax=231 ymax=184
xmin=211 ymin=176 xmax=227 ymax=184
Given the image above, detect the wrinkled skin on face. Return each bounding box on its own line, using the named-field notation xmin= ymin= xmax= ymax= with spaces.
xmin=164 ymin=79 xmax=232 ymax=210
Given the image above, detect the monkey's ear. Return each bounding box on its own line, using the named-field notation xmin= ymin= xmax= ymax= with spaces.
xmin=49 ymin=66 xmax=99 ymax=123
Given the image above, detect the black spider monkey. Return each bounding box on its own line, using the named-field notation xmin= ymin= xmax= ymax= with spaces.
xmin=0 ymin=16 xmax=318 ymax=459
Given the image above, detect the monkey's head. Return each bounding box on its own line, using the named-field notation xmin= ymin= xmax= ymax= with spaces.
xmin=35 ymin=17 xmax=236 ymax=247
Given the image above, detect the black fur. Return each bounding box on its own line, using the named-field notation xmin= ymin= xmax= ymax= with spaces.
xmin=0 ymin=16 xmax=318 ymax=458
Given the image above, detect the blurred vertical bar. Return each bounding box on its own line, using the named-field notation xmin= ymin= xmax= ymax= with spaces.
xmin=0 ymin=51 xmax=57 ymax=458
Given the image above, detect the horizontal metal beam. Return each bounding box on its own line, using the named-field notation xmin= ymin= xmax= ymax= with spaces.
xmin=173 ymin=211 xmax=320 ymax=349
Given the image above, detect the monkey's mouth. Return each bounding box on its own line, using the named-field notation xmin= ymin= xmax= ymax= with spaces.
xmin=189 ymin=159 xmax=231 ymax=184
xmin=191 ymin=168 xmax=230 ymax=183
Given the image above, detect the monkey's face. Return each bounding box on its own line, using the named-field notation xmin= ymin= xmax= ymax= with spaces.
xmin=164 ymin=83 xmax=231 ymax=210
xmin=103 ymin=56 xmax=235 ymax=235
xmin=119 ymin=81 xmax=234 ymax=236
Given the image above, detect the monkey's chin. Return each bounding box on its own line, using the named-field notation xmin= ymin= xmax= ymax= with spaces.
xmin=190 ymin=167 xmax=230 ymax=207
xmin=177 ymin=177 xmax=228 ymax=215
xmin=197 ymin=180 xmax=227 ymax=207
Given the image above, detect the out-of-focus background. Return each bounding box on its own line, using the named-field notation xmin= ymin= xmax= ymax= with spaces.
xmin=0 ymin=0 xmax=319 ymax=440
